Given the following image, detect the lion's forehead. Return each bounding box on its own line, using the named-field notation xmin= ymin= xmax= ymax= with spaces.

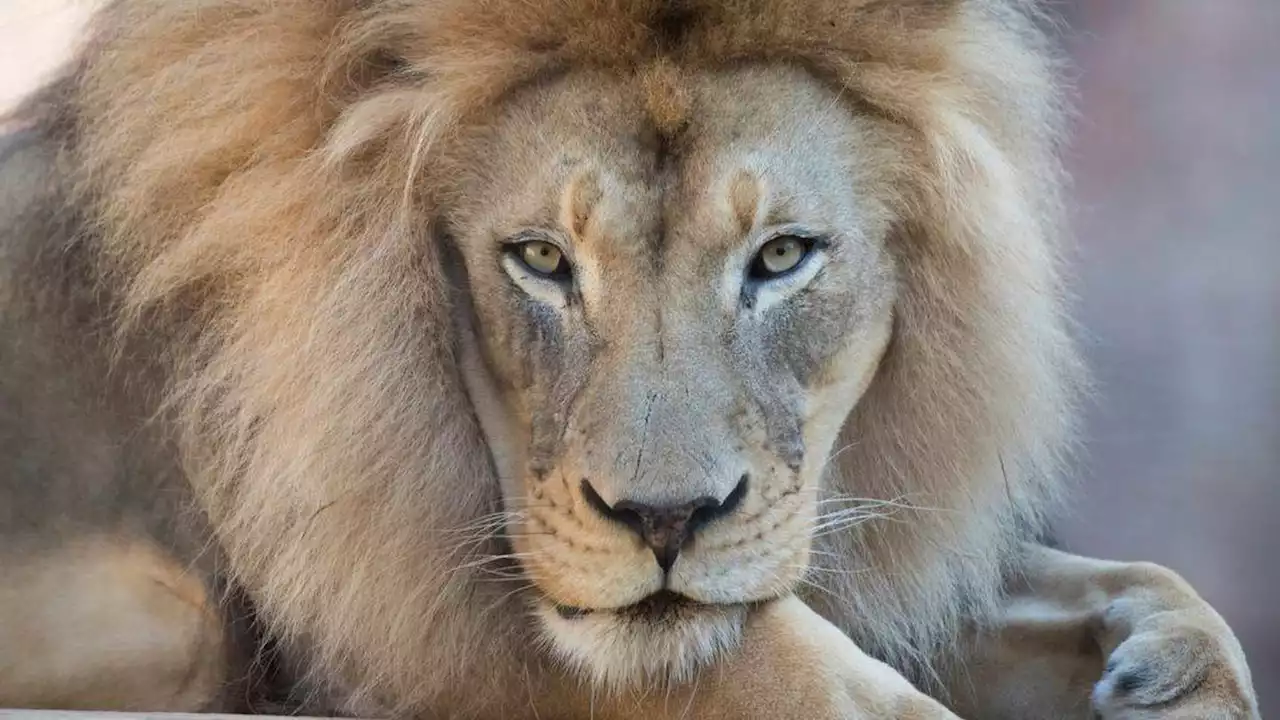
xmin=447 ymin=65 xmax=888 ymax=270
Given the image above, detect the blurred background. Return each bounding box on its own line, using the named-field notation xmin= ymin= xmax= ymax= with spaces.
xmin=1053 ymin=1 xmax=1279 ymax=706
xmin=2 ymin=0 xmax=1276 ymax=709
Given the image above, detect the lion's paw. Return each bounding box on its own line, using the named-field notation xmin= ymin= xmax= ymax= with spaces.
xmin=1092 ymin=600 xmax=1259 ymax=720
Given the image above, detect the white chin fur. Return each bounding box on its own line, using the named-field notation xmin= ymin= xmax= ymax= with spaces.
xmin=536 ymin=601 xmax=748 ymax=692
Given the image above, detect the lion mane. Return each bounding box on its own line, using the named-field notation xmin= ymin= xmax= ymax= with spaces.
xmin=14 ymin=0 xmax=1080 ymax=714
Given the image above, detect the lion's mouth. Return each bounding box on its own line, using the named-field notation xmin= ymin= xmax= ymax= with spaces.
xmin=554 ymin=590 xmax=700 ymax=622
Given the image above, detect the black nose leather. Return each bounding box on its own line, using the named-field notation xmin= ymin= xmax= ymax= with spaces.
xmin=581 ymin=477 xmax=748 ymax=572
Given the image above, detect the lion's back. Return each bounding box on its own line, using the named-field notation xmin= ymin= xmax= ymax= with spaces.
xmin=0 ymin=126 xmax=103 ymax=538
xmin=0 ymin=123 xmax=202 ymax=565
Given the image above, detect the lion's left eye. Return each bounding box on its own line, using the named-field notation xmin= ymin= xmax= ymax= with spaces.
xmin=515 ymin=240 xmax=571 ymax=279
xmin=748 ymin=235 xmax=812 ymax=279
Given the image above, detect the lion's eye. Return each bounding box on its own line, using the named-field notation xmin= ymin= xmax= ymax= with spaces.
xmin=516 ymin=240 xmax=571 ymax=279
xmin=749 ymin=236 xmax=811 ymax=279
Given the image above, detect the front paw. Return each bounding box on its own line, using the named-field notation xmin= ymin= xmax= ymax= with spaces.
xmin=730 ymin=596 xmax=960 ymax=720
xmin=1092 ymin=567 xmax=1259 ymax=719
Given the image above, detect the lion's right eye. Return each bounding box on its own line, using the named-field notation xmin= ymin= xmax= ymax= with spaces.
xmin=748 ymin=235 xmax=813 ymax=280
xmin=514 ymin=240 xmax=572 ymax=280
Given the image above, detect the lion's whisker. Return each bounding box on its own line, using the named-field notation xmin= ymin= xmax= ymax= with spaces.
xmin=807 ymin=513 xmax=902 ymax=538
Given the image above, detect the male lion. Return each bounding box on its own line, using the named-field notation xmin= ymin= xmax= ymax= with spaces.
xmin=0 ymin=0 xmax=1260 ymax=718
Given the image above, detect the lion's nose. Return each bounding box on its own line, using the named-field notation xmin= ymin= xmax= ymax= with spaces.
xmin=580 ymin=477 xmax=748 ymax=572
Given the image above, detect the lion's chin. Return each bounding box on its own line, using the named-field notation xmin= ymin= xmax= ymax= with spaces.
xmin=535 ymin=591 xmax=749 ymax=692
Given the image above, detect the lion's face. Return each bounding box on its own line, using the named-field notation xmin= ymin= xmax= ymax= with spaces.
xmin=445 ymin=64 xmax=897 ymax=686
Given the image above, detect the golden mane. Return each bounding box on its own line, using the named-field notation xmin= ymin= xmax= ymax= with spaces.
xmin=28 ymin=0 xmax=1081 ymax=713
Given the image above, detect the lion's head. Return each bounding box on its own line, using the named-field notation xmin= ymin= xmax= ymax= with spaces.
xmin=60 ymin=0 xmax=1080 ymax=713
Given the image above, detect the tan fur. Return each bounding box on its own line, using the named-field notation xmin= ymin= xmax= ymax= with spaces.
xmin=0 ymin=0 xmax=1258 ymax=718
xmin=0 ymin=538 xmax=225 ymax=712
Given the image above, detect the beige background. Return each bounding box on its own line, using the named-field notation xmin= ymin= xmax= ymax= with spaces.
xmin=2 ymin=0 xmax=1277 ymax=710
xmin=0 ymin=1 xmax=91 ymax=123
xmin=1058 ymin=1 xmax=1279 ymax=707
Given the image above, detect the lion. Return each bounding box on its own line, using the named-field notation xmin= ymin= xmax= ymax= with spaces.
xmin=0 ymin=0 xmax=1260 ymax=718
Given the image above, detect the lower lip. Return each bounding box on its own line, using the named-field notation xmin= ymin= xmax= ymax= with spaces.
xmin=555 ymin=604 xmax=593 ymax=619
xmin=555 ymin=590 xmax=697 ymax=621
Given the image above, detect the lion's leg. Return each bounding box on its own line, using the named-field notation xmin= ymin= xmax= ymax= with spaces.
xmin=944 ymin=543 xmax=1258 ymax=720
xmin=534 ymin=596 xmax=961 ymax=720
xmin=0 ymin=536 xmax=230 ymax=712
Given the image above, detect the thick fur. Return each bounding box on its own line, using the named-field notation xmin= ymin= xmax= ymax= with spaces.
xmin=0 ymin=0 xmax=1141 ymax=716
